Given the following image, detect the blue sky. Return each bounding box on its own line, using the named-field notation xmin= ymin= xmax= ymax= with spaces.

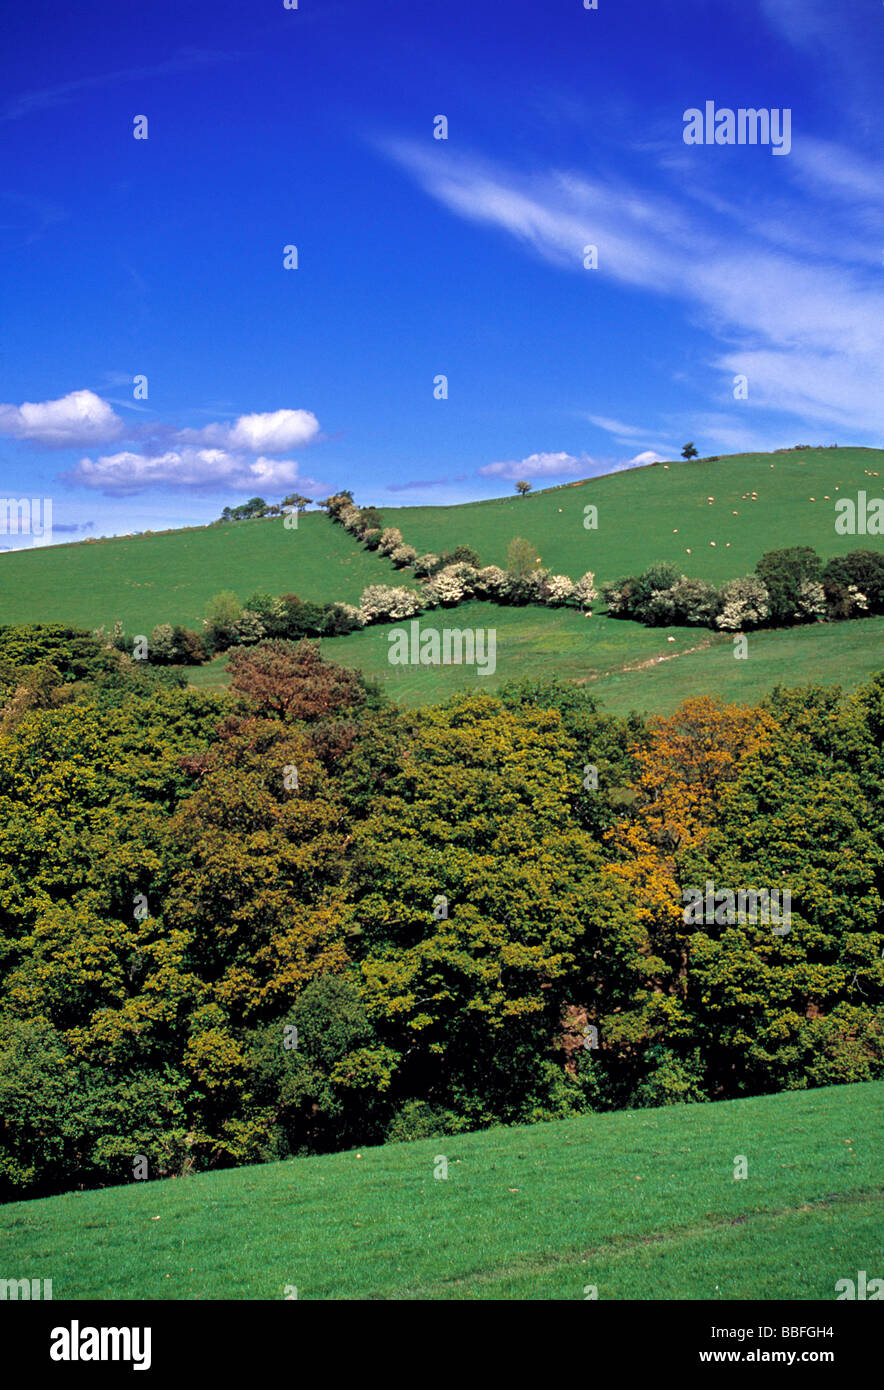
xmin=1 ymin=0 xmax=881 ymax=545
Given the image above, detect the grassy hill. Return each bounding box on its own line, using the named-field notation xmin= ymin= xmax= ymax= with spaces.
xmin=0 ymin=449 xmax=880 ymax=638
xmin=381 ymin=447 xmax=884 ymax=586
xmin=0 ymin=512 xmax=410 ymax=635
xmin=2 ymin=1080 xmax=881 ymax=1300
xmin=1 ymin=447 xmax=882 ymax=715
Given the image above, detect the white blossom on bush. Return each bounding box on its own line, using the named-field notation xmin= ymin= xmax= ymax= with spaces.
xmin=390 ymin=543 xmax=418 ymax=568
xmin=543 ymin=573 xmax=576 ymax=605
xmin=848 ymin=585 xmax=869 ymax=613
xmin=421 ymin=563 xmax=477 ymax=607
xmin=148 ymin=623 xmax=177 ymax=660
xmin=359 ymin=584 xmax=424 ymax=624
xmin=793 ymin=579 xmax=827 ymax=622
xmin=715 ymin=577 xmax=770 ymax=630
xmin=500 ymin=568 xmax=549 ymax=603
xmin=377 ymin=527 xmax=404 ymax=556
xmin=413 ymin=553 xmax=440 ymax=577
xmin=474 ymin=565 xmax=507 ymax=598
xmin=233 ymin=609 xmax=267 ymax=644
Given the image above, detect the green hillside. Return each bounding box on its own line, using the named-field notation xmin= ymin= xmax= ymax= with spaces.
xmin=3 ymin=1080 xmax=881 ymax=1300
xmin=1 ymin=447 xmax=882 ymax=717
xmin=381 ymin=448 xmax=884 ymax=585
xmin=189 ymin=610 xmax=884 ymax=718
xmin=0 ymin=449 xmax=880 ymax=638
xmin=0 ymin=512 xmax=409 ymax=634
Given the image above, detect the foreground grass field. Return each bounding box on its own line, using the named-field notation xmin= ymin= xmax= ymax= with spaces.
xmin=2 ymin=1081 xmax=881 ymax=1300
xmin=382 ymin=447 xmax=884 ymax=587
xmin=186 ymin=610 xmax=884 ymax=718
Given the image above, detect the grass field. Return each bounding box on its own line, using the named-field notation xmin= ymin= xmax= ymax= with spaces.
xmin=381 ymin=448 xmax=884 ymax=586
xmin=2 ymin=1081 xmax=881 ymax=1300
xmin=186 ymin=609 xmax=884 ymax=717
xmin=0 ymin=512 xmax=410 ymax=634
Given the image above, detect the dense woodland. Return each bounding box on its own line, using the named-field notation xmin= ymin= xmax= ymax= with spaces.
xmin=0 ymin=623 xmax=882 ymax=1199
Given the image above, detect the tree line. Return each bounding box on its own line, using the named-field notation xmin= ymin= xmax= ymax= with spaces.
xmin=0 ymin=623 xmax=881 ymax=1199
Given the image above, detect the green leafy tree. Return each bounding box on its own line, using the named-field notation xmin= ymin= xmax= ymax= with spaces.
xmin=755 ymin=547 xmax=823 ymax=624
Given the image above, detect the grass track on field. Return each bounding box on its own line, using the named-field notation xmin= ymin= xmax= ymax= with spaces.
xmin=186 ymin=609 xmax=884 ymax=718
xmin=2 ymin=1081 xmax=881 ymax=1300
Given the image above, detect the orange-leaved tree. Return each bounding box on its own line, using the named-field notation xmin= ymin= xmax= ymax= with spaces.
xmin=606 ymin=696 xmax=777 ymax=998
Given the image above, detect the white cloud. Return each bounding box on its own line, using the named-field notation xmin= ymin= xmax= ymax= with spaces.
xmin=179 ymin=408 xmax=320 ymax=452
xmin=65 ymin=447 xmax=309 ymax=496
xmin=0 ymin=389 xmax=125 ymax=447
xmin=480 ymin=451 xmax=587 ymax=480
xmin=479 ymin=449 xmax=658 ymax=483
xmin=587 ymin=415 xmax=646 ymax=440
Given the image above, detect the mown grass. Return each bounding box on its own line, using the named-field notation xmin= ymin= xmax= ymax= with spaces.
xmin=2 ymin=1081 xmax=881 ymax=1300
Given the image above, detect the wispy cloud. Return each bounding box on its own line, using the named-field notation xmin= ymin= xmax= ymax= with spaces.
xmin=1 ymin=47 xmax=234 ymax=122
xmin=384 ymin=139 xmax=884 ymax=440
xmin=387 ymin=474 xmax=468 ymax=492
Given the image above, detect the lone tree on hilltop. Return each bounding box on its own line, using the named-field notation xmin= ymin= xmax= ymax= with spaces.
xmin=682 ymin=442 xmax=699 ymax=460
xmin=515 ymin=480 xmax=532 ymax=496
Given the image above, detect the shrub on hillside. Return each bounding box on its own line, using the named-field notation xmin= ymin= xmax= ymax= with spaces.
xmin=823 ymin=551 xmax=884 ymax=615
xmin=431 ymin=545 xmax=482 ymax=573
xmin=359 ymin=584 xmax=424 ymax=624
xmin=413 ymin=552 xmax=440 ymax=578
xmin=643 ymin=576 xmax=720 ymax=627
xmin=148 ymin=623 xmax=178 ymax=664
xmin=506 ymin=536 xmax=541 ymax=578
xmin=390 ymin=544 xmax=418 ymax=569
xmin=376 ymin=527 xmax=404 ymax=557
xmin=794 ymin=579 xmax=828 ymax=623
xmin=421 ymin=563 xmax=478 ymax=607
xmin=474 ymin=564 xmax=507 ymax=598
xmin=572 ymin=572 xmax=598 ymax=611
xmin=245 ymin=592 xmax=288 ymax=637
xmin=715 ymin=576 xmax=770 ymax=630
xmin=604 ymin=562 xmax=681 ymax=622
xmin=203 ymin=591 xmax=244 ymax=651
xmin=321 ymin=602 xmax=364 ymax=636
xmin=541 ymin=573 xmax=577 ymax=605
xmin=499 ymin=567 xmax=550 ymax=606
xmin=228 ymin=640 xmax=369 ymax=720
xmin=233 ymin=609 xmax=267 ymax=645
xmin=755 ymin=546 xmax=823 ymax=624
